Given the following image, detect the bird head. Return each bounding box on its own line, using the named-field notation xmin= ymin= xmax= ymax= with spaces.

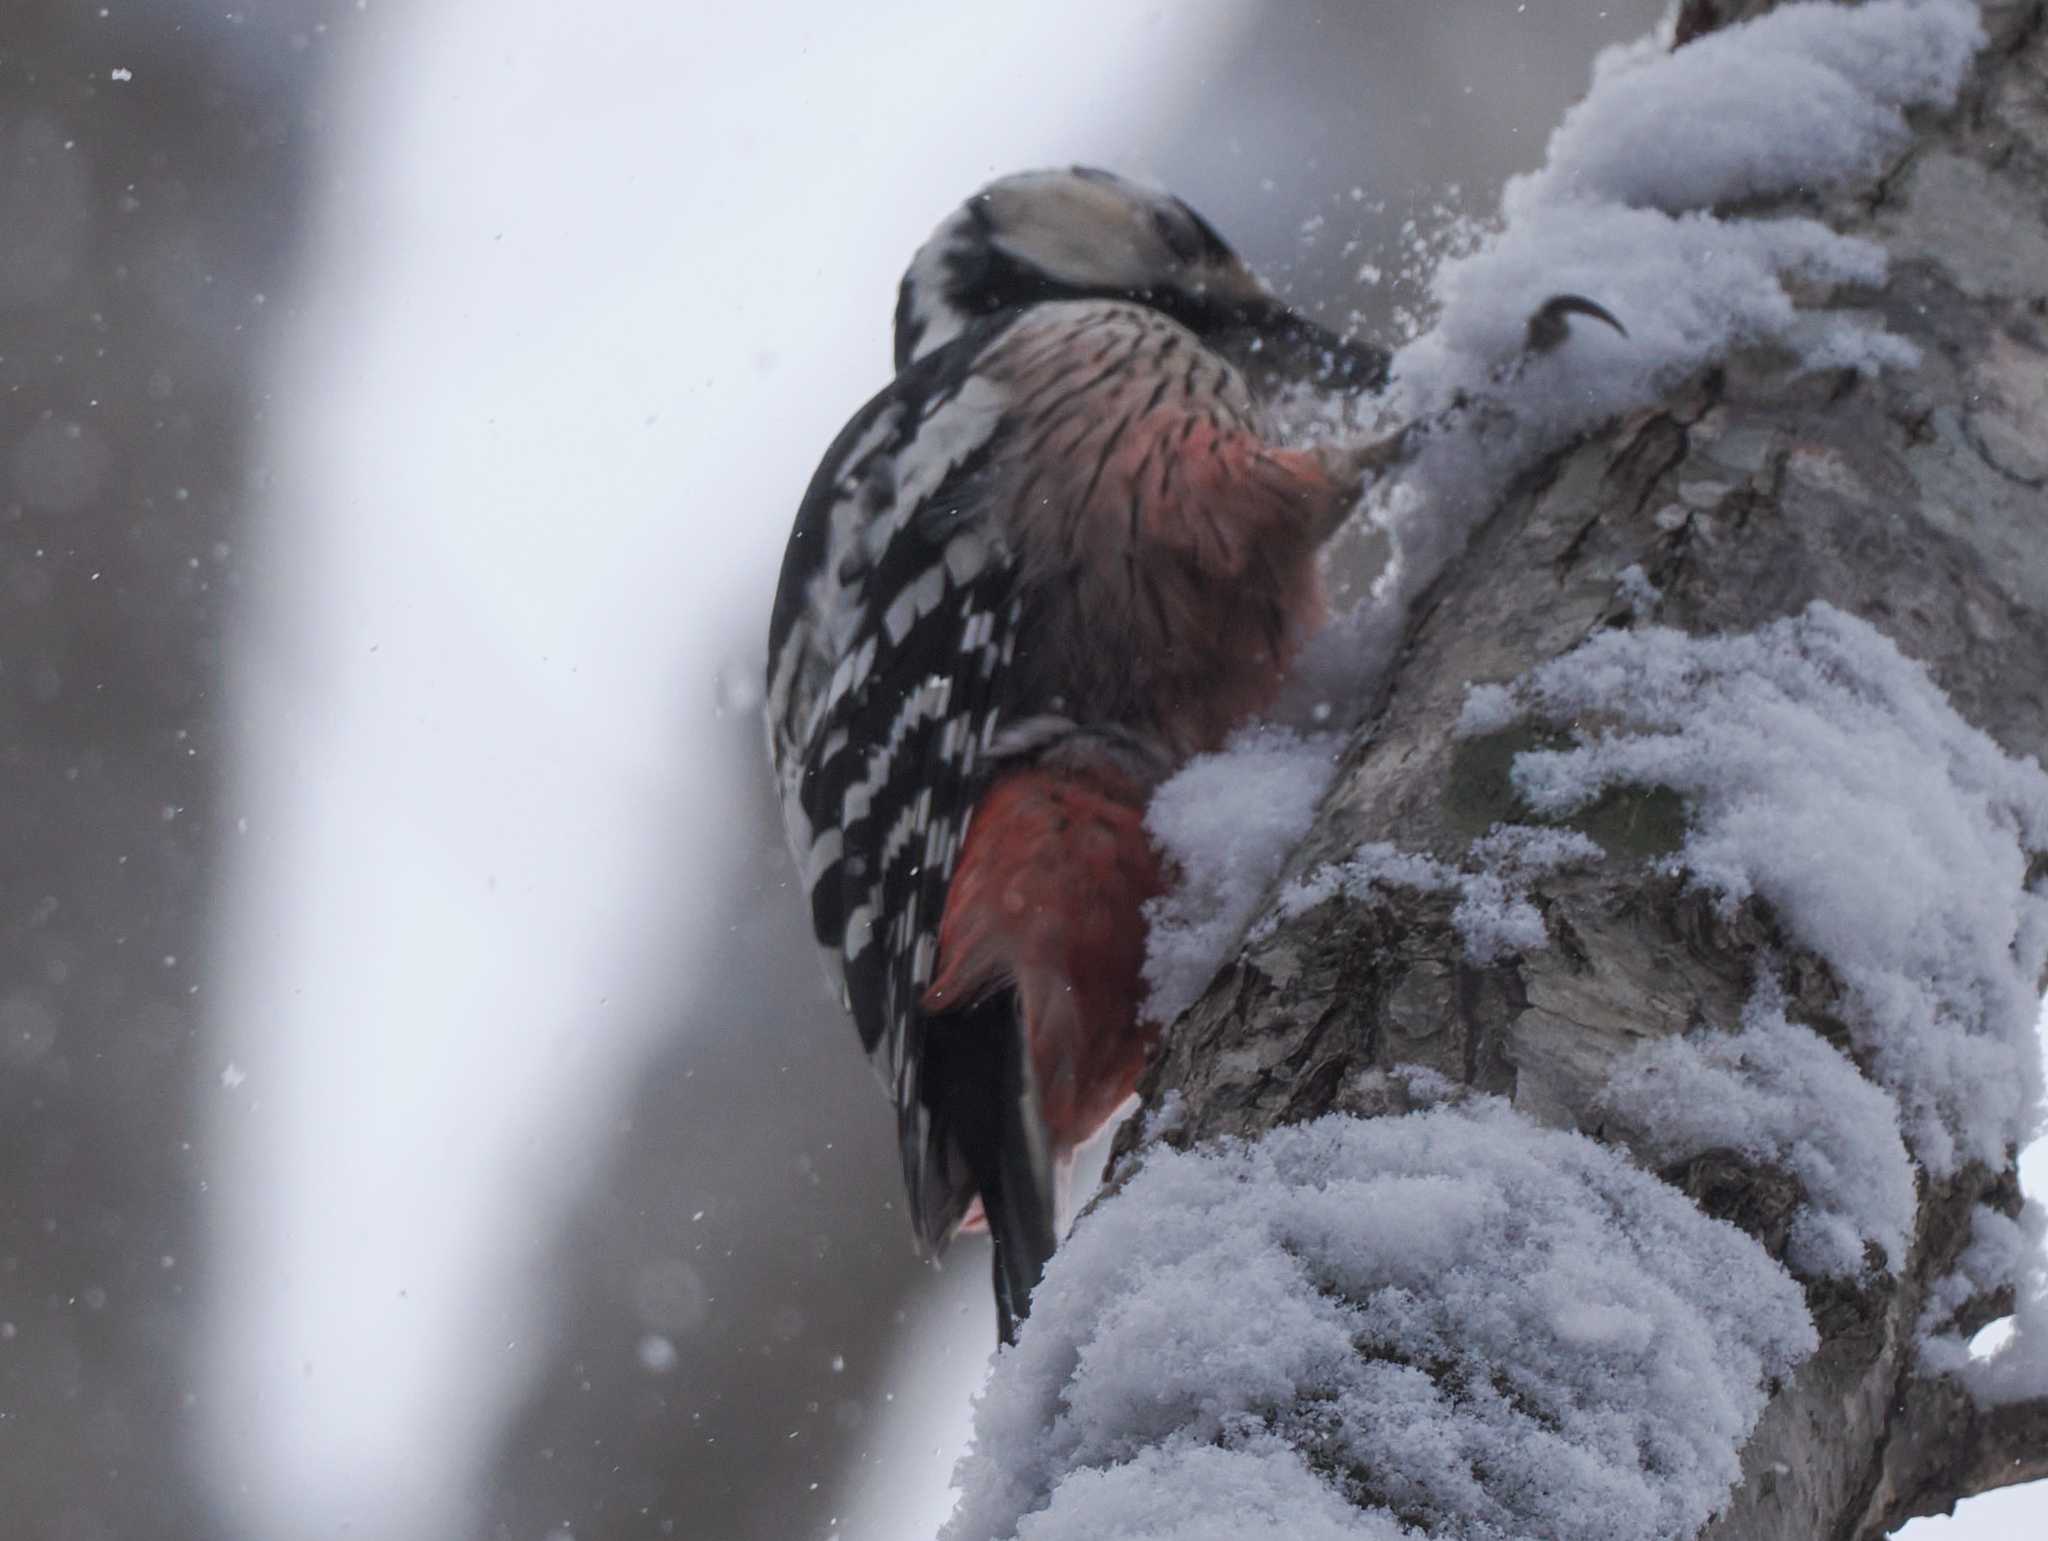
xmin=893 ymin=167 xmax=1386 ymax=396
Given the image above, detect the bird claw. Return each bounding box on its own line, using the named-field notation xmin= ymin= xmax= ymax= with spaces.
xmin=1317 ymin=420 xmax=1416 ymax=509
xmin=1525 ymin=293 xmax=1628 ymax=354
xmin=1316 ymin=293 xmax=1629 ymax=513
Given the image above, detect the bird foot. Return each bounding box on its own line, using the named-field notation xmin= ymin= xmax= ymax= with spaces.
xmin=1315 ymin=292 xmax=1627 ymax=512
xmin=1524 ymin=292 xmax=1628 ymax=354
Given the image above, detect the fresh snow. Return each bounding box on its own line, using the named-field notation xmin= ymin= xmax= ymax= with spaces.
xmin=1274 ymin=826 xmax=1603 ymax=966
xmin=946 ymin=1097 xmax=1815 ymax=1541
xmin=1920 ymin=1204 xmax=2030 ymax=1360
xmin=1146 ymin=807 xmax=1599 ymax=1043
xmin=1956 ymin=1204 xmax=2048 ymax=1406
xmin=1142 ymin=729 xmax=1341 ymax=1024
xmin=1292 ymin=0 xmax=1986 ymax=709
xmin=1517 ymin=0 xmax=1984 ymax=217
xmin=1470 ymin=603 xmax=2048 ymax=1180
xmin=1221 ymin=0 xmax=1990 ymax=990
xmin=1008 ymin=1444 xmax=1411 ymax=1541
xmin=1614 ymin=563 xmax=1662 ymax=618
xmin=1472 ymin=605 xmax=2048 ymax=1395
xmin=1921 ymin=1200 xmax=2048 ymax=1406
xmin=1080 ymin=3 xmax=2028 ymax=1535
xmin=1599 ymin=988 xmax=1918 ymax=1278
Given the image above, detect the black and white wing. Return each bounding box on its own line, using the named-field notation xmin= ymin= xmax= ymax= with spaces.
xmin=764 ymin=318 xmax=1027 ymax=1252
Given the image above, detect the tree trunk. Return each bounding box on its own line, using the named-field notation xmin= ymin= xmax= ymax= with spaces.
xmin=956 ymin=2 xmax=2048 ymax=1537
xmin=0 ymin=8 xmax=320 ymax=1538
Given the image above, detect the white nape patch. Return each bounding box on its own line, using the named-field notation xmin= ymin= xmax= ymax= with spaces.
xmin=944 ymin=1100 xmax=1815 ymax=1541
xmin=1476 ymin=603 xmax=2048 ymax=1183
xmin=1600 ymin=988 xmax=1917 ymax=1278
xmin=1140 ymin=729 xmax=1342 ymax=1025
xmin=1271 ymin=824 xmax=1602 ymax=969
xmin=1311 ymin=0 xmax=1984 ymax=712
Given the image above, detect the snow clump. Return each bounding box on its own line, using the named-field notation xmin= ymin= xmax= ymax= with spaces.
xmin=1273 ymin=826 xmax=1602 ymax=966
xmin=1466 ymin=602 xmax=2048 ymax=1179
xmin=1309 ymin=0 xmax=1986 ymax=704
xmin=1142 ymin=729 xmax=1341 ymax=1024
xmin=1599 ymin=988 xmax=1918 ymax=1278
xmin=1921 ymin=1200 xmax=2048 ymax=1404
xmin=945 ymin=1099 xmax=1815 ymax=1541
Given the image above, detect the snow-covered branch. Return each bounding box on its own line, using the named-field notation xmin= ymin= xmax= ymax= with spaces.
xmin=945 ymin=0 xmax=2048 ymax=1536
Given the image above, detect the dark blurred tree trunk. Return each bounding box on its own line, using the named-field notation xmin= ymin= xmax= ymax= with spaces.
xmin=0 ymin=6 xmax=327 ymax=1537
xmin=1111 ymin=1 xmax=2048 ymax=1535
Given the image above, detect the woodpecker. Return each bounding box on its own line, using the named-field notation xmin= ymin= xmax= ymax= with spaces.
xmin=764 ymin=167 xmax=1389 ymax=1343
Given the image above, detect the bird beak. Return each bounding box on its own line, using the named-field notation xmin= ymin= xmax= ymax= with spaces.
xmin=1209 ymin=294 xmax=1390 ymax=400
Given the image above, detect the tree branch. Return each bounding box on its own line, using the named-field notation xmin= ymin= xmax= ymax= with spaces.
xmin=1103 ymin=1 xmax=2048 ymax=1535
xmin=1867 ymin=1379 xmax=2048 ymax=1531
xmin=950 ymin=4 xmax=2048 ymax=1536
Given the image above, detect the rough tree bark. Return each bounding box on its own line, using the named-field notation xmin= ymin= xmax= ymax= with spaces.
xmin=1107 ymin=1 xmax=2048 ymax=1535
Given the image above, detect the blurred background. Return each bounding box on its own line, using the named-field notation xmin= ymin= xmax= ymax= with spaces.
xmin=0 ymin=2 xmax=2038 ymax=1539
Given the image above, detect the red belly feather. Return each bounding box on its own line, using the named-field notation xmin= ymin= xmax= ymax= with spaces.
xmin=920 ymin=763 xmax=1168 ymax=1160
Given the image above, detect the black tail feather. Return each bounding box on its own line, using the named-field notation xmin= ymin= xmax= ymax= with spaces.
xmin=920 ymin=992 xmax=1058 ymax=1344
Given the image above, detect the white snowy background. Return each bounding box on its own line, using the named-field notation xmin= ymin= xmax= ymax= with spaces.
xmin=177 ymin=1 xmax=2045 ymax=1538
